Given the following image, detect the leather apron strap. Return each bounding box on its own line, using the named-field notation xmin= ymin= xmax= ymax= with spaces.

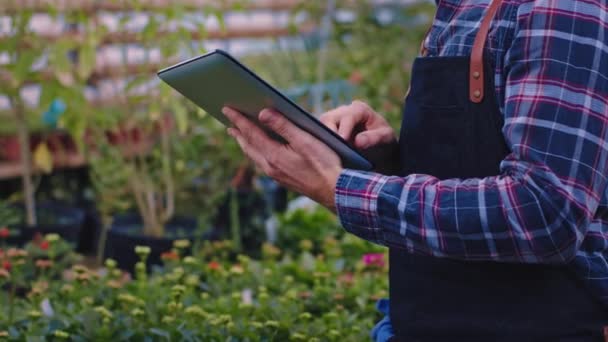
xmin=469 ymin=0 xmax=503 ymax=103
xmin=417 ymin=0 xmax=504 ymax=103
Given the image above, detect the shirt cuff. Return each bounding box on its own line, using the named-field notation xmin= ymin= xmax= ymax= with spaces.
xmin=334 ymin=169 xmax=389 ymax=245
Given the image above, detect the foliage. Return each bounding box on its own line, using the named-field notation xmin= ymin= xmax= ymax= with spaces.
xmin=0 ymin=210 xmax=388 ymax=341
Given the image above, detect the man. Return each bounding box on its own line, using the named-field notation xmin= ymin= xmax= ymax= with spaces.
xmin=224 ymin=0 xmax=608 ymax=340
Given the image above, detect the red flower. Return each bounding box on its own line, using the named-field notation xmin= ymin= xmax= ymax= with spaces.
xmin=38 ymin=240 xmax=50 ymax=251
xmin=2 ymin=260 xmax=11 ymax=271
xmin=362 ymin=253 xmax=385 ymax=268
xmin=208 ymin=261 xmax=220 ymax=270
xmin=0 ymin=227 xmax=9 ymax=239
xmin=161 ymin=251 xmax=179 ymax=261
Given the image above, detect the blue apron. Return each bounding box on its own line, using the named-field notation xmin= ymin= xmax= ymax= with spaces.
xmin=387 ymin=0 xmax=608 ymax=340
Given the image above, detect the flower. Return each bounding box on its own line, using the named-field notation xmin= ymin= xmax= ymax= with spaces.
xmin=104 ymin=258 xmax=117 ymax=269
xmin=45 ymin=233 xmax=60 ymax=242
xmin=0 ymin=331 xmax=8 ymax=337
xmin=0 ymin=227 xmax=9 ymax=239
xmin=134 ymin=245 xmax=151 ymax=257
xmin=161 ymin=250 xmax=179 ymax=261
xmin=53 ymin=330 xmax=70 ymax=339
xmin=94 ymin=306 xmax=113 ymax=319
xmin=173 ymin=239 xmax=190 ymax=249
xmin=183 ymin=256 xmax=197 ymax=265
xmin=229 ymin=264 xmax=244 ymax=275
xmin=0 ymin=269 xmax=9 ymax=279
xmin=207 ymin=261 xmax=220 ymax=270
xmin=60 ymin=284 xmax=74 ymax=294
xmin=299 ymin=312 xmax=312 ymax=320
xmin=264 ymin=320 xmax=280 ymax=329
xmin=362 ymin=253 xmax=385 ymax=268
xmin=131 ymin=308 xmax=145 ymax=317
xmin=2 ymin=261 xmax=10 ymax=271
xmin=185 ymin=305 xmax=207 ymax=317
xmin=39 ymin=240 xmax=49 ymax=250
xmin=28 ymin=310 xmax=42 ymax=318
xmin=299 ymin=239 xmax=313 ymax=251
xmin=35 ymin=259 xmax=53 ymax=269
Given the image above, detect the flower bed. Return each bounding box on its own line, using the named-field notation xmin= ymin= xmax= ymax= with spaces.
xmin=0 ymin=218 xmax=388 ymax=341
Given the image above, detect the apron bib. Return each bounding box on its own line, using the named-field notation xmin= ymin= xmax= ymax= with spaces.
xmin=390 ymin=0 xmax=608 ymax=340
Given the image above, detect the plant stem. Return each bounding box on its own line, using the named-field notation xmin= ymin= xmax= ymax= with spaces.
xmin=8 ymin=283 xmax=15 ymax=324
xmin=229 ymin=189 xmax=241 ymax=252
xmin=13 ymin=97 xmax=37 ymax=226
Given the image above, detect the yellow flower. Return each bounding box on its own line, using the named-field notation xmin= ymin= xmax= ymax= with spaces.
xmin=72 ymin=265 xmax=88 ymax=274
xmin=81 ymin=296 xmax=94 ymax=306
xmin=251 ymin=322 xmax=263 ymax=329
xmin=264 ymin=320 xmax=280 ymax=329
xmin=185 ymin=275 xmax=199 ymax=286
xmin=183 ymin=256 xmax=197 ymax=265
xmin=131 ymin=308 xmax=145 ymax=317
xmin=0 ymin=331 xmax=8 ymax=337
xmin=201 ymin=292 xmax=209 ymax=300
xmin=53 ymin=330 xmax=70 ymax=339
xmin=28 ymin=310 xmax=42 ymax=319
xmin=173 ymin=239 xmax=190 ymax=249
xmin=61 ymin=284 xmax=74 ymax=294
xmin=118 ymin=293 xmax=138 ymax=304
xmin=104 ymin=259 xmax=117 ymax=269
xmin=292 ymin=332 xmax=307 ymax=340
xmin=299 ymin=239 xmax=313 ymax=251
xmin=44 ymin=233 xmax=60 ymax=242
xmin=328 ymin=330 xmax=340 ymax=338
xmin=162 ymin=315 xmax=175 ymax=324
xmin=134 ymin=246 xmax=151 ymax=257
xmin=299 ymin=312 xmax=312 ymax=320
xmin=94 ymin=306 xmax=113 ymax=319
xmin=184 ymin=305 xmax=207 ymax=317
xmin=229 ymin=265 xmax=244 ymax=275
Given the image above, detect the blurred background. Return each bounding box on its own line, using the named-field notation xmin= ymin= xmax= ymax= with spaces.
xmin=0 ymin=1 xmax=435 ymax=338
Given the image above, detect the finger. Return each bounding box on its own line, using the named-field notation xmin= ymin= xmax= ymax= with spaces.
xmin=355 ymin=127 xmax=396 ymax=149
xmin=259 ymin=108 xmax=312 ymax=144
xmin=319 ymin=114 xmax=338 ymax=132
xmin=223 ymin=107 xmax=281 ymax=150
xmin=223 ymin=107 xmax=252 ymax=131
xmin=337 ymin=114 xmax=356 ymax=141
xmin=228 ymin=128 xmax=270 ymax=171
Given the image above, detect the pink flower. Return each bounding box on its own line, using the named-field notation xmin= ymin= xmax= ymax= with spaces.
xmin=0 ymin=227 xmax=9 ymax=239
xmin=362 ymin=253 xmax=385 ymax=268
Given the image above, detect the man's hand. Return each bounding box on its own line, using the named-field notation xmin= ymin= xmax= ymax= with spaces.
xmin=320 ymin=100 xmax=396 ymax=149
xmin=223 ymin=107 xmax=342 ymax=211
xmin=320 ymin=100 xmax=400 ymax=175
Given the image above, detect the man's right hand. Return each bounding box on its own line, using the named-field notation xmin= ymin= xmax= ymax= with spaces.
xmin=320 ymin=100 xmax=400 ymax=175
xmin=320 ymin=100 xmax=397 ymax=149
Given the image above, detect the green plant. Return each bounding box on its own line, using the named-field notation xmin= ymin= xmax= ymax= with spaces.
xmin=0 ymin=215 xmax=388 ymax=341
xmin=0 ymin=3 xmax=97 ymax=226
xmin=79 ymin=2 xmax=248 ymax=241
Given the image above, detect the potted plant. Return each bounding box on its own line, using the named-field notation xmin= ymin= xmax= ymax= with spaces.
xmin=79 ymin=2 xmax=242 ymax=271
xmin=0 ymin=4 xmax=97 ymax=245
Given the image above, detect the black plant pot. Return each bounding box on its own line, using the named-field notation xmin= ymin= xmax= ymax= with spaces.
xmin=104 ymin=215 xmax=208 ymax=273
xmin=9 ymin=203 xmax=85 ymax=246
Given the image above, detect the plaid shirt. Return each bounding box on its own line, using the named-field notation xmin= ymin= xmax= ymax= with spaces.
xmin=335 ymin=0 xmax=608 ymax=307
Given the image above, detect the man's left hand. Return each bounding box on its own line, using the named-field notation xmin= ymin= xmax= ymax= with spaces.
xmin=223 ymin=107 xmax=343 ymax=211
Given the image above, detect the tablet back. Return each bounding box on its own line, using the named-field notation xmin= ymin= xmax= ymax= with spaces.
xmin=158 ymin=49 xmax=373 ymax=171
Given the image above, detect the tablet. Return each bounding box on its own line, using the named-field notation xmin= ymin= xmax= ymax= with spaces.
xmin=157 ymin=49 xmax=373 ymax=171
